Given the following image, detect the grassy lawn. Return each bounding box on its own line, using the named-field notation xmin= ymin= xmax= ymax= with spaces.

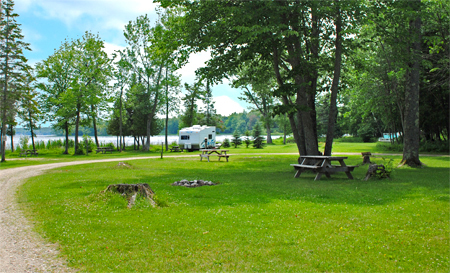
xmin=16 ymin=150 xmax=449 ymax=272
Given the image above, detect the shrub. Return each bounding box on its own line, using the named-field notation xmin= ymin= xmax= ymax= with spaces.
xmin=252 ymin=123 xmax=264 ymax=149
xmin=222 ymin=138 xmax=231 ymax=148
xmin=244 ymin=130 xmax=251 ymax=148
xmin=19 ymin=136 xmax=29 ymax=150
xmin=231 ymin=130 xmax=242 ymax=148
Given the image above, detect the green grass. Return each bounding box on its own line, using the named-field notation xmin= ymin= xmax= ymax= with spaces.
xmin=17 ymin=152 xmax=449 ymax=272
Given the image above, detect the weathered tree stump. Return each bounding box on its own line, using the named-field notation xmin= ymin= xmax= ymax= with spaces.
xmin=361 ymin=152 xmax=372 ymax=165
xmin=364 ymin=164 xmax=387 ymax=181
xmin=103 ymin=183 xmax=156 ymax=208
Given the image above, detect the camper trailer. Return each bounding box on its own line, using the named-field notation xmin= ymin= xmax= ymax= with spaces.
xmin=179 ymin=125 xmax=216 ymax=151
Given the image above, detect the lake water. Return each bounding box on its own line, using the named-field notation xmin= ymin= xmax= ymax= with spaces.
xmin=5 ymin=134 xmax=281 ymax=149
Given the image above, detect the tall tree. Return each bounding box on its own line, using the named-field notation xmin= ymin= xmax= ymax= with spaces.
xmin=0 ymin=0 xmax=30 ymax=161
xmin=159 ymin=0 xmax=362 ymax=155
xmin=324 ymin=0 xmax=344 ymax=156
xmin=232 ymin=61 xmax=277 ymax=144
xmin=36 ymin=40 xmax=77 ymax=154
xmin=123 ymin=15 xmax=165 ymax=152
xmin=19 ymin=68 xmax=40 ymax=150
xmin=180 ymin=81 xmax=204 ymax=128
xmin=71 ymin=31 xmax=111 ymax=153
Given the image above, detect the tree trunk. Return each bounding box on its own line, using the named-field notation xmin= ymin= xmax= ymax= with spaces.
xmin=74 ymin=108 xmax=80 ymax=154
xmin=119 ymin=87 xmax=123 ymax=152
xmin=91 ymin=105 xmax=99 ymax=147
xmin=144 ymin=64 xmax=164 ymax=151
xmin=401 ymin=0 xmax=422 ymax=167
xmin=165 ymin=68 xmax=169 ymax=151
xmin=324 ymin=1 xmax=342 ymax=156
xmin=64 ymin=121 xmax=69 ymax=154
xmin=8 ymin=124 xmax=14 ymax=152
xmin=30 ymin=112 xmax=36 ymax=150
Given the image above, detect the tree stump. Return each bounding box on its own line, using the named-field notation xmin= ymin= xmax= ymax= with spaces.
xmin=364 ymin=164 xmax=387 ymax=181
xmin=361 ymin=152 xmax=372 ymax=165
xmin=103 ymin=183 xmax=156 ymax=208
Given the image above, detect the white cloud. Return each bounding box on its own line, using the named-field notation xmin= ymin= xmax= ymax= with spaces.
xmin=103 ymin=42 xmax=125 ymax=59
xmin=16 ymin=0 xmax=159 ymax=32
xmin=212 ymin=96 xmax=244 ymax=116
xmin=177 ymin=51 xmax=210 ymax=85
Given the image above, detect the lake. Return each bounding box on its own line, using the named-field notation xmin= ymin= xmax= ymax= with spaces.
xmin=6 ymin=134 xmax=280 ymax=149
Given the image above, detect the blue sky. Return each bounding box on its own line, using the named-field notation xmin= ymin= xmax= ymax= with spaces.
xmin=15 ymin=0 xmax=250 ymax=116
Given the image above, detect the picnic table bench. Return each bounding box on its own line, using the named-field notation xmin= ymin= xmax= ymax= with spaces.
xmin=169 ymin=146 xmax=183 ymax=152
xmin=19 ymin=149 xmax=39 ymax=157
xmin=199 ymin=149 xmax=230 ymax=162
xmin=290 ymin=155 xmax=358 ymax=181
xmin=96 ymin=147 xmax=114 ymax=154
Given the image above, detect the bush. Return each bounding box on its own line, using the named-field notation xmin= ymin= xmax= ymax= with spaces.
xmin=231 ymin=130 xmax=242 ymax=148
xmin=252 ymin=123 xmax=264 ymax=149
xmin=19 ymin=136 xmax=29 ymax=150
xmin=222 ymin=138 xmax=231 ymax=148
xmin=244 ymin=130 xmax=251 ymax=148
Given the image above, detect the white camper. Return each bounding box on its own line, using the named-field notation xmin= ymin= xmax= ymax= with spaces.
xmin=179 ymin=125 xmax=216 ymax=151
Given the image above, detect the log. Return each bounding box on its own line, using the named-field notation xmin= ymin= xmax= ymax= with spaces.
xmin=103 ymin=183 xmax=156 ymax=208
xmin=364 ymin=164 xmax=387 ymax=181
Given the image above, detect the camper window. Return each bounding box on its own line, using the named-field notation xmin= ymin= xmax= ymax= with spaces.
xmin=181 ymin=135 xmax=190 ymax=140
xmin=208 ymin=134 xmax=212 ymax=139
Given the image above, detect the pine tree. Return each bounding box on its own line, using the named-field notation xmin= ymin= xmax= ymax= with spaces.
xmin=252 ymin=122 xmax=264 ymax=149
xmin=244 ymin=130 xmax=251 ymax=148
xmin=231 ymin=129 xmax=242 ymax=148
xmin=0 ymin=0 xmax=31 ymax=162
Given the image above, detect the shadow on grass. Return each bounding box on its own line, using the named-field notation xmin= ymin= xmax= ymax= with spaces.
xmin=54 ymin=155 xmax=449 ymax=210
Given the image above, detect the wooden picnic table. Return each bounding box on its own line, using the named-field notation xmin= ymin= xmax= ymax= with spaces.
xmin=199 ymin=149 xmax=230 ymax=162
xmin=19 ymin=149 xmax=38 ymax=157
xmin=290 ymin=155 xmax=358 ymax=181
xmin=170 ymin=146 xmax=182 ymax=152
xmin=95 ymin=147 xmax=114 ymax=154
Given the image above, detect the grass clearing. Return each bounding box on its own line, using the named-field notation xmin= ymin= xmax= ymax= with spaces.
xmin=17 ymin=152 xmax=449 ymax=272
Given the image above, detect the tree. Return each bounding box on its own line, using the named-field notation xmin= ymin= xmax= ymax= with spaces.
xmin=401 ymin=0 xmax=422 ymax=167
xmin=111 ymin=50 xmax=130 ymax=152
xmin=252 ymin=122 xmax=264 ymax=149
xmin=232 ymin=61 xmax=278 ymax=144
xmin=231 ymin=129 xmax=242 ymax=148
xmin=243 ymin=130 xmax=251 ymax=148
xmin=71 ymin=32 xmax=111 ymax=154
xmin=18 ymin=68 xmax=40 ymax=150
xmin=123 ymin=15 xmax=165 ymax=152
xmin=0 ymin=0 xmax=30 ymax=161
xmin=159 ymin=0 xmax=362 ymax=156
xmin=36 ymin=39 xmax=77 ymax=154
xmin=180 ymin=81 xmax=203 ymax=128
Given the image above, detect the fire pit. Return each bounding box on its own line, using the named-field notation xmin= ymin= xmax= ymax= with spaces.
xmin=172 ymin=179 xmax=217 ymax=187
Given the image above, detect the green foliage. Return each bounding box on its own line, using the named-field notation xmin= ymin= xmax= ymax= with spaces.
xmin=244 ymin=130 xmax=251 ymax=148
xmin=357 ymin=124 xmax=376 ymax=143
xmin=19 ymin=136 xmax=29 ymax=150
xmin=222 ymin=138 xmax=230 ymax=148
xmin=231 ymin=130 xmax=242 ymax=148
xmin=379 ymin=157 xmax=394 ymax=179
xmin=252 ymin=122 xmax=264 ymax=148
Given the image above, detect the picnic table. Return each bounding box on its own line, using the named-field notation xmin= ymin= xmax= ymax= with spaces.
xmin=19 ymin=149 xmax=38 ymax=157
xmin=199 ymin=149 xmax=230 ymax=162
xmin=95 ymin=147 xmax=114 ymax=154
xmin=290 ymin=155 xmax=358 ymax=181
xmin=170 ymin=146 xmax=182 ymax=152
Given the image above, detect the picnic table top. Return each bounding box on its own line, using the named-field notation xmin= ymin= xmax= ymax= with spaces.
xmin=200 ymin=149 xmax=229 ymax=152
xmin=300 ymin=155 xmax=348 ymax=160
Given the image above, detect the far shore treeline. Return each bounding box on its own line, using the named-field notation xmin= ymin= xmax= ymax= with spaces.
xmin=0 ymin=0 xmax=448 ymax=164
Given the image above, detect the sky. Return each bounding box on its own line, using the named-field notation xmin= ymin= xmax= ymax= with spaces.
xmin=14 ymin=0 xmax=251 ymax=116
